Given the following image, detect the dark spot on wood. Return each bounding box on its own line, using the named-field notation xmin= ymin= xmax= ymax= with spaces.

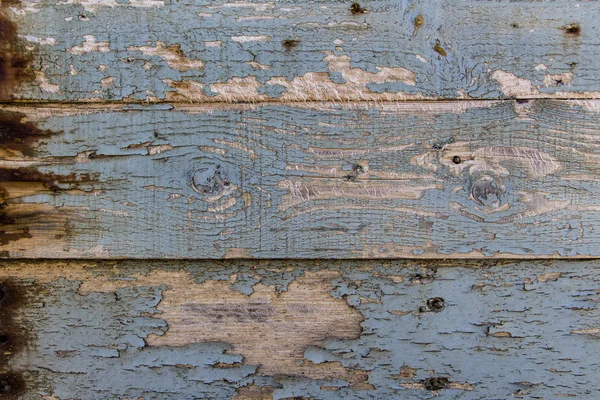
xmin=0 ymin=279 xmax=36 ymax=375
xmin=452 ymin=156 xmax=462 ymax=164
xmin=282 ymin=39 xmax=299 ymax=49
xmin=78 ymin=13 xmax=89 ymax=21
xmin=350 ymin=2 xmax=366 ymax=14
xmin=0 ymin=228 xmax=32 ymax=246
xmin=511 ymin=23 xmax=519 ymax=28
xmin=184 ymin=303 xmax=275 ymax=323
xmin=0 ymin=167 xmax=95 ymax=189
xmin=422 ymin=377 xmax=450 ymax=391
xmin=0 ymin=164 xmax=96 ymax=246
xmin=0 ymin=373 xmax=25 ymax=398
xmin=426 ymin=297 xmax=445 ymax=311
xmin=516 ymin=99 xmax=529 ymax=104
xmin=0 ymin=110 xmax=61 ymax=157
xmin=0 ymin=0 xmax=21 ymax=7
xmin=433 ymin=42 xmax=447 ymax=58
xmin=563 ymin=24 xmax=581 ymax=36
xmin=0 ymin=1 xmax=34 ymax=101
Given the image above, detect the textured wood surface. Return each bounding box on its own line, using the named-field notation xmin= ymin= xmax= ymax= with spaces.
xmin=1 ymin=259 xmax=599 ymax=399
xmin=1 ymin=0 xmax=599 ymax=102
xmin=2 ymin=100 xmax=600 ymax=258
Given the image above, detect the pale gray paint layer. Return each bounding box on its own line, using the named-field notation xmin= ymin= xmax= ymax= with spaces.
xmin=3 ymin=259 xmax=600 ymax=399
xmin=2 ymin=100 xmax=600 ymax=258
xmin=7 ymin=0 xmax=600 ymax=101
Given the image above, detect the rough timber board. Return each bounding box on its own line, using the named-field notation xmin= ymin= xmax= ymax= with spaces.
xmin=2 ymin=100 xmax=600 ymax=258
xmin=1 ymin=259 xmax=599 ymax=399
xmin=2 ymin=0 xmax=600 ymax=102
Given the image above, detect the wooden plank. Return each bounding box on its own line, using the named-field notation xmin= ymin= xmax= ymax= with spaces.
xmin=2 ymin=99 xmax=600 ymax=258
xmin=1 ymin=259 xmax=599 ymax=399
xmin=2 ymin=0 xmax=600 ymax=102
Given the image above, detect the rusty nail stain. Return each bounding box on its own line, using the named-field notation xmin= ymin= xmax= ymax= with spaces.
xmin=433 ymin=42 xmax=447 ymax=58
xmin=350 ymin=2 xmax=366 ymax=14
xmin=563 ymin=24 xmax=581 ymax=35
xmin=422 ymin=377 xmax=450 ymax=391
xmin=452 ymin=156 xmax=462 ymax=164
xmin=413 ymin=14 xmax=425 ymax=36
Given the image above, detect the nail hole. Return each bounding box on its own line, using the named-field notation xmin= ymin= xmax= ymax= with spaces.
xmin=350 ymin=2 xmax=366 ymax=14
xmin=282 ymin=39 xmax=299 ymax=49
xmin=426 ymin=297 xmax=445 ymax=311
xmin=511 ymin=22 xmax=519 ymax=28
xmin=563 ymin=24 xmax=581 ymax=35
xmin=452 ymin=156 xmax=461 ymax=164
xmin=0 ymin=334 xmax=9 ymax=345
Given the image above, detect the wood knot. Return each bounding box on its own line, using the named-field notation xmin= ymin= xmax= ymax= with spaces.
xmin=191 ymin=166 xmax=230 ymax=195
xmin=422 ymin=377 xmax=450 ymax=391
xmin=471 ymin=176 xmax=504 ymax=208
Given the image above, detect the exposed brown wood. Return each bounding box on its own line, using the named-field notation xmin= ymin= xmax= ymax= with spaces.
xmin=1 ymin=259 xmax=599 ymax=399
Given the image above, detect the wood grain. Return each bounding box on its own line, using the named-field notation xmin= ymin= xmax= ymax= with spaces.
xmin=1 ymin=100 xmax=600 ymax=258
xmin=1 ymin=259 xmax=599 ymax=399
xmin=2 ymin=0 xmax=599 ymax=102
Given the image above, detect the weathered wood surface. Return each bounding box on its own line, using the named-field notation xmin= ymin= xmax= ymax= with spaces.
xmin=2 ymin=100 xmax=600 ymax=258
xmin=1 ymin=0 xmax=599 ymax=102
xmin=0 ymin=259 xmax=598 ymax=399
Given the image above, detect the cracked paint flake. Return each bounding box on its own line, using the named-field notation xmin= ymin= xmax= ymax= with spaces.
xmin=67 ymin=35 xmax=110 ymax=55
xmin=128 ymin=42 xmax=204 ymax=72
